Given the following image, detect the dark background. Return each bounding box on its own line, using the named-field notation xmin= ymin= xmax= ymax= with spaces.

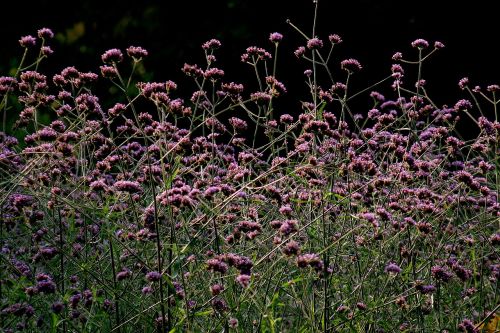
xmin=1 ymin=0 xmax=498 ymax=126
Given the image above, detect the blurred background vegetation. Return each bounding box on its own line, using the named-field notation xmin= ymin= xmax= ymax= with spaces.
xmin=1 ymin=0 xmax=498 ymax=134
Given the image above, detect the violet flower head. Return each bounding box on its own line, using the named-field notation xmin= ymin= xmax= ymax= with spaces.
xmin=41 ymin=46 xmax=53 ymax=56
xmin=457 ymin=319 xmax=478 ymax=333
xmin=458 ymin=77 xmax=469 ymax=90
xmin=236 ymin=274 xmax=251 ymax=288
xmin=37 ymin=28 xmax=54 ymax=39
xmin=202 ymin=38 xmax=222 ymax=50
xmin=307 ymin=37 xmax=323 ymax=49
xmin=434 ymin=41 xmax=445 ymax=49
xmin=19 ymin=35 xmax=36 ymax=48
xmin=126 ymin=46 xmax=148 ymax=60
xmin=431 ymin=265 xmax=453 ymax=283
xmin=384 ymin=262 xmax=402 ymax=275
xmin=269 ymin=32 xmax=283 ymax=43
xmin=341 ymin=58 xmax=362 ymax=73
xmin=145 ymin=271 xmax=162 ymax=282
xmin=294 ymin=46 xmax=306 ymax=58
xmin=101 ymin=48 xmax=124 ymax=64
xmin=328 ymin=34 xmax=342 ymax=44
xmin=454 ymin=99 xmax=473 ymax=111
xmin=114 ymin=180 xmax=142 ymax=193
xmin=228 ymin=317 xmax=239 ymax=328
xmin=392 ymin=52 xmax=403 ymax=61
xmin=411 ymin=38 xmax=429 ymax=49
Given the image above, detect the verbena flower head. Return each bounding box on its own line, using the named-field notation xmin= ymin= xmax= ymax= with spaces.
xmin=434 ymin=41 xmax=445 ymax=49
xmin=37 ymin=28 xmax=54 ymax=39
xmin=328 ymin=34 xmax=342 ymax=44
xmin=307 ymin=37 xmax=323 ymax=49
xmin=294 ymin=46 xmax=306 ymax=58
xmin=101 ymin=48 xmax=124 ymax=64
xmin=411 ymin=38 xmax=429 ymax=49
xmin=126 ymin=46 xmax=148 ymax=60
xmin=202 ymin=38 xmax=222 ymax=50
xmin=384 ymin=262 xmax=401 ymax=275
xmin=19 ymin=35 xmax=36 ymax=48
xmin=269 ymin=32 xmax=283 ymax=43
xmin=341 ymin=58 xmax=362 ymax=73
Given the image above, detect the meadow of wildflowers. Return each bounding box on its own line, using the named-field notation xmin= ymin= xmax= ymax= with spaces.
xmin=1 ymin=2 xmax=499 ymax=332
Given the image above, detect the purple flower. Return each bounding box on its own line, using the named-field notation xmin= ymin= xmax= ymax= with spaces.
xmin=458 ymin=77 xmax=469 ymax=90
xmin=51 ymin=301 xmax=64 ymax=314
xmin=210 ymin=284 xmax=224 ymax=296
xmin=203 ymin=68 xmax=224 ymax=81
xmin=250 ymin=92 xmax=272 ymax=104
xmin=384 ymin=262 xmax=401 ymax=275
xmin=487 ymin=84 xmax=500 ymax=92
xmin=282 ymin=240 xmax=300 ymax=256
xmin=145 ymin=271 xmax=162 ymax=282
xmin=416 ymin=284 xmax=436 ymax=294
xmin=19 ymin=35 xmax=36 ymax=48
xmin=37 ymin=28 xmax=54 ymax=39
xmin=392 ymin=52 xmax=403 ymax=61
xmin=454 ymin=99 xmax=473 ymax=111
xmin=307 ymin=37 xmax=323 ymax=49
xmin=457 ymin=319 xmax=478 ymax=333
xmin=202 ymin=38 xmax=222 ymax=50
xmin=341 ymin=58 xmax=362 ymax=73
xmin=241 ymin=46 xmax=272 ymax=63
xmin=294 ymin=46 xmax=306 ymax=58
xmin=101 ymin=48 xmax=123 ymax=64
xmin=269 ymin=32 xmax=283 ymax=43
xmin=328 ymin=34 xmax=342 ymax=44
xmin=228 ymin=317 xmax=239 ymax=328
xmin=434 ymin=41 xmax=445 ymax=49
xmin=41 ymin=46 xmax=53 ymax=56
xmin=431 ymin=265 xmax=453 ymax=283
xmin=113 ymin=180 xmax=142 ymax=193
xmin=411 ymin=38 xmax=429 ymax=49
xmin=126 ymin=46 xmax=148 ymax=60
xmin=207 ymin=258 xmax=228 ymax=274
xmin=236 ymin=274 xmax=251 ymax=288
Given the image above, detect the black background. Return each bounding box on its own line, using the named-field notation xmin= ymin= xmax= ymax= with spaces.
xmin=1 ymin=0 xmax=498 ymax=127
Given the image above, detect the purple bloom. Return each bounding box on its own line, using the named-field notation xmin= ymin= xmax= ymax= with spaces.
xmin=384 ymin=262 xmax=401 ymax=275
xmin=431 ymin=265 xmax=453 ymax=283
xmin=229 ymin=317 xmax=239 ymax=328
xmin=294 ymin=46 xmax=306 ymax=57
xmin=19 ymin=35 xmax=36 ymax=48
xmin=203 ymin=68 xmax=224 ymax=81
xmin=101 ymin=48 xmax=123 ymax=64
xmin=416 ymin=284 xmax=436 ymax=294
xmin=41 ymin=46 xmax=53 ymax=56
xmin=126 ymin=46 xmax=148 ymax=59
xmin=207 ymin=258 xmax=228 ymax=274
xmin=307 ymin=37 xmax=323 ymax=49
xmin=202 ymin=38 xmax=222 ymax=50
xmin=328 ymin=34 xmax=342 ymax=44
xmin=487 ymin=84 xmax=500 ymax=92
xmin=341 ymin=58 xmax=362 ymax=73
xmin=457 ymin=319 xmax=478 ymax=333
xmin=235 ymin=274 xmax=251 ymax=288
xmin=454 ymin=99 xmax=473 ymax=111
xmin=458 ymin=77 xmax=469 ymax=90
xmin=434 ymin=41 xmax=445 ymax=49
xmin=411 ymin=38 xmax=429 ymax=49
xmin=210 ymin=284 xmax=224 ymax=296
xmin=145 ymin=271 xmax=162 ymax=282
xmin=37 ymin=28 xmax=54 ymax=39
xmin=113 ymin=180 xmax=142 ymax=193
xmin=392 ymin=52 xmax=403 ymax=61
xmin=269 ymin=32 xmax=283 ymax=43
